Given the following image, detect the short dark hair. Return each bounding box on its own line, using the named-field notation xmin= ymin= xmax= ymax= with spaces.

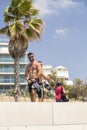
xmin=28 ymin=52 xmax=34 ymax=57
xmin=38 ymin=61 xmax=42 ymax=63
xmin=56 ymin=82 xmax=62 ymax=86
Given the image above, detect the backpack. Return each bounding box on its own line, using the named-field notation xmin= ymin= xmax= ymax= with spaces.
xmin=61 ymin=87 xmax=69 ymax=102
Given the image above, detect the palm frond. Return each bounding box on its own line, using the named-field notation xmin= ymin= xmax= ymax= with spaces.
xmin=19 ymin=1 xmax=32 ymax=13
xmin=11 ymin=0 xmax=22 ymax=7
xmin=4 ymin=13 xmax=15 ymax=23
xmin=33 ymin=18 xmax=45 ymax=26
xmin=25 ymin=28 xmax=35 ymax=41
xmin=5 ymin=1 xmax=22 ymax=18
xmin=0 ymin=26 xmax=9 ymax=34
xmin=11 ymin=21 xmax=24 ymax=35
xmin=29 ymin=18 xmax=44 ymax=35
xmin=25 ymin=28 xmax=41 ymax=42
xmin=30 ymin=9 xmax=39 ymax=16
xmin=0 ymin=26 xmax=12 ymax=37
xmin=5 ymin=6 xmax=10 ymax=14
xmin=4 ymin=6 xmax=19 ymax=21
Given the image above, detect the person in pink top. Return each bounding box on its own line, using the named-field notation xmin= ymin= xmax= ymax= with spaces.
xmin=55 ymin=82 xmax=66 ymax=102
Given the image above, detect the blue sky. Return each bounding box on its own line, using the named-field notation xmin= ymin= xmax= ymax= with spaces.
xmin=0 ymin=0 xmax=87 ymax=80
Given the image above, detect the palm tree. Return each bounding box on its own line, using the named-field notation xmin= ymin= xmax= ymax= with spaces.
xmin=0 ymin=0 xmax=44 ymax=101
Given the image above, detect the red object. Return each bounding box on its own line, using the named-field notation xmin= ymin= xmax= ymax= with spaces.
xmin=55 ymin=86 xmax=65 ymax=101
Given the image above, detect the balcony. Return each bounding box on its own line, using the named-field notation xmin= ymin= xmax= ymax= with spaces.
xmin=0 ymin=82 xmax=27 ymax=86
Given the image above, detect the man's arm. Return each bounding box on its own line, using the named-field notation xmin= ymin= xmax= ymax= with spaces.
xmin=41 ymin=72 xmax=54 ymax=83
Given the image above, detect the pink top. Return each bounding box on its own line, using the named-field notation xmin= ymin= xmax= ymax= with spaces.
xmin=55 ymin=86 xmax=65 ymax=101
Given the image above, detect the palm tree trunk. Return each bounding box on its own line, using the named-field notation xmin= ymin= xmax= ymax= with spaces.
xmin=14 ymin=57 xmax=20 ymax=102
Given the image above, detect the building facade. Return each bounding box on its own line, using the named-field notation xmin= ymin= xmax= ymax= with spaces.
xmin=43 ymin=65 xmax=73 ymax=86
xmin=0 ymin=42 xmax=27 ymax=92
xmin=43 ymin=65 xmax=53 ymax=75
xmin=54 ymin=66 xmax=73 ymax=85
xmin=54 ymin=66 xmax=69 ymax=80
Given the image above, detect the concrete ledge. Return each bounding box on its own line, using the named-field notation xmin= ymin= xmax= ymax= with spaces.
xmin=0 ymin=102 xmax=52 ymax=126
xmin=0 ymin=125 xmax=85 ymax=130
xmin=8 ymin=125 xmax=83 ymax=130
xmin=0 ymin=127 xmax=7 ymax=130
xmin=0 ymin=102 xmax=87 ymax=130
xmin=53 ymin=102 xmax=87 ymax=125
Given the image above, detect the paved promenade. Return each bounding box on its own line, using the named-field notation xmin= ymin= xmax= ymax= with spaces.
xmin=0 ymin=102 xmax=87 ymax=130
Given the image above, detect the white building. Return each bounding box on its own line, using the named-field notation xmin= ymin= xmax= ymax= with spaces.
xmin=54 ymin=66 xmax=73 ymax=86
xmin=43 ymin=65 xmax=73 ymax=86
xmin=43 ymin=65 xmax=53 ymax=75
xmin=54 ymin=66 xmax=69 ymax=79
xmin=0 ymin=42 xmax=27 ymax=92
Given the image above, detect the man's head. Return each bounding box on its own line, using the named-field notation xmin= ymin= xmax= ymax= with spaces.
xmin=56 ymin=82 xmax=62 ymax=86
xmin=38 ymin=61 xmax=43 ymax=67
xmin=28 ymin=52 xmax=34 ymax=62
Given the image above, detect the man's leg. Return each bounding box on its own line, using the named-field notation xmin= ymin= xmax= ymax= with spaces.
xmin=30 ymin=89 xmax=36 ymax=102
xmin=38 ymin=88 xmax=43 ymax=102
xmin=28 ymin=83 xmax=37 ymax=102
xmin=42 ymin=86 xmax=44 ymax=101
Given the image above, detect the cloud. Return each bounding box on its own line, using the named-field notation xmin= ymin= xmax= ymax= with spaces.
xmin=34 ymin=0 xmax=80 ymax=17
xmin=34 ymin=0 xmax=56 ymax=16
xmin=57 ymin=0 xmax=78 ymax=9
xmin=55 ymin=28 xmax=69 ymax=36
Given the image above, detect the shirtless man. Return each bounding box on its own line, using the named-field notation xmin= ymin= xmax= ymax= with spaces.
xmin=25 ymin=52 xmax=42 ymax=102
xmin=38 ymin=61 xmax=54 ymax=102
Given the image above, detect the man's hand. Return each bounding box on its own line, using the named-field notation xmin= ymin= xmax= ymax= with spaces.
xmin=31 ymin=78 xmax=37 ymax=82
xmin=28 ymin=79 xmax=32 ymax=84
xmin=51 ymin=79 xmax=54 ymax=83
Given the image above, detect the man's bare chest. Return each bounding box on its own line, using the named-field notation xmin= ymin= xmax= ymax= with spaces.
xmin=28 ymin=65 xmax=37 ymax=73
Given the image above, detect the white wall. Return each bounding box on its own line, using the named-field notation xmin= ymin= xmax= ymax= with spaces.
xmin=0 ymin=102 xmax=87 ymax=130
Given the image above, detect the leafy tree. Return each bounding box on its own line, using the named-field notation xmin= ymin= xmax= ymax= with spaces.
xmin=48 ymin=70 xmax=57 ymax=89
xmin=0 ymin=0 xmax=44 ymax=101
xmin=68 ymin=78 xmax=87 ymax=101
